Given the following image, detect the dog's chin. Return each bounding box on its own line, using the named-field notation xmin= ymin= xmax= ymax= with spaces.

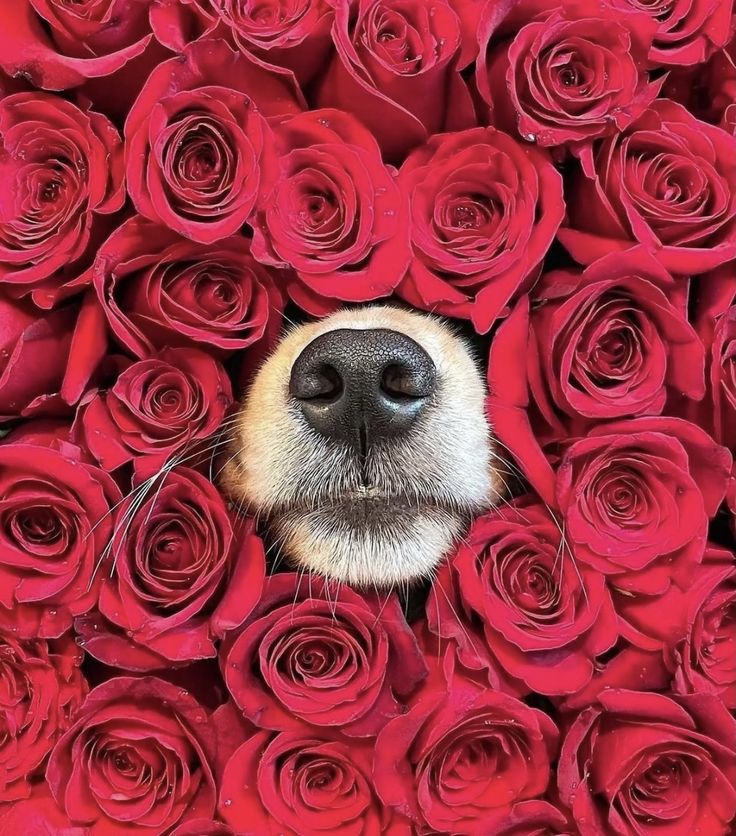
xmin=270 ymin=496 xmax=465 ymax=587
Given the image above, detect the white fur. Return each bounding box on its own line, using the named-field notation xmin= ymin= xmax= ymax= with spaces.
xmin=222 ymin=306 xmax=498 ymax=586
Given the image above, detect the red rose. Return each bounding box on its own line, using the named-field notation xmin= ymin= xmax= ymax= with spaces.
xmin=223 ymin=573 xmax=426 ymax=737
xmin=251 ymin=109 xmax=410 ymax=313
xmin=170 ymin=820 xmax=236 ymax=836
xmin=0 ymin=633 xmax=86 ymax=801
xmin=0 ymin=294 xmax=107 ymax=423
xmin=561 ymin=643 xmax=670 ymax=711
xmin=558 ymin=690 xmax=736 ymax=835
xmin=490 ymin=802 xmax=573 ymax=835
xmin=374 ymin=655 xmax=559 ymax=833
xmin=0 ymin=785 xmax=87 ymax=835
xmin=397 ymin=127 xmax=564 ymax=332
xmin=556 ymin=417 xmax=732 ymax=594
xmin=431 ymin=499 xmax=618 ymax=695
xmin=0 ymin=92 xmax=123 ymax=306
xmin=666 ymin=546 xmax=736 ymax=709
xmin=524 ymin=250 xmax=705 ymax=441
xmin=46 ymin=676 xmax=217 ymax=832
xmin=219 ymin=728 xmax=402 ymax=835
xmin=152 ymin=0 xmax=335 ymax=86
xmin=0 ymin=1 xmax=153 ymax=90
xmin=0 ymin=441 xmax=120 ymax=639
xmin=125 ymin=39 xmax=298 ymax=244
xmin=689 ymin=265 xmax=736 ymax=451
xmin=94 ymin=217 xmax=283 ymax=358
xmin=316 ymin=0 xmax=475 ymax=162
xmin=616 ymin=0 xmax=734 ymax=66
xmin=560 ymin=100 xmax=736 ymax=275
xmin=79 ymin=348 xmax=233 ymax=471
xmin=478 ymin=0 xmax=661 ymax=147
xmin=76 ymin=466 xmax=265 ymax=671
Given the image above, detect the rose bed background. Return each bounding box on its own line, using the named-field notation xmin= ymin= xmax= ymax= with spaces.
xmin=0 ymin=0 xmax=736 ymax=834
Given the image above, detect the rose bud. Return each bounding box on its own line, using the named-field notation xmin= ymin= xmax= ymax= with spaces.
xmin=0 ymin=1 xmax=154 ymax=90
xmin=79 ymin=348 xmax=233 ymax=472
xmin=94 ymin=217 xmax=283 ymax=359
xmin=558 ymin=690 xmax=736 ymax=834
xmin=0 ymin=633 xmax=86 ymax=801
xmin=251 ymin=109 xmax=411 ymax=314
xmin=560 ymin=99 xmax=736 ymax=275
xmin=222 ymin=573 xmax=427 ymax=737
xmin=219 ymin=728 xmax=406 ymax=835
xmin=478 ymin=0 xmax=661 ymax=147
xmin=0 ymin=92 xmax=124 ymax=306
xmin=152 ymin=0 xmax=335 ymax=86
xmin=316 ymin=0 xmax=475 ymax=163
xmin=396 ymin=126 xmax=564 ymax=332
xmin=0 ymin=293 xmax=108 ymax=424
xmin=556 ymin=417 xmax=732 ymax=595
xmin=46 ymin=676 xmax=217 ymax=831
xmin=431 ymin=498 xmax=618 ymax=696
xmin=374 ymin=653 xmax=559 ymax=833
xmin=125 ymin=38 xmax=303 ymax=245
xmin=0 ymin=441 xmax=121 ymax=639
xmin=76 ymin=466 xmax=266 ymax=670
xmin=665 ymin=546 xmax=736 ymax=709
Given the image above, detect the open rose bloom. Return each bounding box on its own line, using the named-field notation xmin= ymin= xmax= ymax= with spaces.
xmin=1 ymin=0 xmax=736 ymax=832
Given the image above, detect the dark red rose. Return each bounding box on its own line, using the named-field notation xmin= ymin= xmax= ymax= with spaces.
xmin=223 ymin=573 xmax=426 ymax=737
xmin=616 ymin=0 xmax=734 ymax=66
xmin=0 ymin=785 xmax=87 ymax=835
xmin=125 ymin=39 xmax=299 ymax=244
xmin=46 ymin=676 xmax=217 ymax=832
xmin=316 ymin=0 xmax=475 ymax=162
xmin=0 ymin=633 xmax=86 ymax=801
xmin=523 ymin=250 xmax=705 ymax=442
xmin=665 ymin=546 xmax=736 ymax=709
xmin=0 ymin=294 xmax=108 ymax=424
xmin=219 ymin=728 xmax=405 ymax=835
xmin=0 ymin=93 xmax=123 ymax=307
xmin=558 ymin=690 xmax=736 ymax=835
xmin=397 ymin=126 xmax=564 ymax=332
xmin=556 ymin=417 xmax=732 ymax=594
xmin=152 ymin=0 xmax=335 ymax=86
xmin=374 ymin=654 xmax=559 ymax=833
xmin=478 ymin=0 xmax=660 ymax=147
xmin=79 ymin=348 xmax=232 ymax=471
xmin=430 ymin=499 xmax=618 ymax=695
xmin=0 ymin=441 xmax=120 ymax=639
xmin=0 ymin=1 xmax=154 ymax=90
xmin=94 ymin=217 xmax=283 ymax=359
xmin=560 ymin=100 xmax=736 ymax=275
xmin=76 ymin=466 xmax=265 ymax=670
xmin=251 ymin=109 xmax=410 ymax=313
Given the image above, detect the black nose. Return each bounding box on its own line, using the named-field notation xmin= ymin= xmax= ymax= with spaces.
xmin=289 ymin=328 xmax=436 ymax=448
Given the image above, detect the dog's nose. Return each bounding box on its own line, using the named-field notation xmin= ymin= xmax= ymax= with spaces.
xmin=289 ymin=328 xmax=436 ymax=447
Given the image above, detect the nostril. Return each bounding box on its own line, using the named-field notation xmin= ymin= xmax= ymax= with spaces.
xmin=290 ymin=363 xmax=343 ymax=404
xmin=381 ymin=364 xmax=431 ymax=400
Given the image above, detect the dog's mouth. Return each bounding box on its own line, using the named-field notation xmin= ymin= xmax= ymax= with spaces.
xmin=271 ymin=487 xmax=464 ymax=529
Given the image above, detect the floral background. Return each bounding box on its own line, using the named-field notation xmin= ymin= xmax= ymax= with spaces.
xmin=0 ymin=0 xmax=735 ymax=833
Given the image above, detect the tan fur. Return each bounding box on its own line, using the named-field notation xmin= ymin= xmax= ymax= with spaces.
xmin=222 ymin=305 xmax=500 ymax=586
